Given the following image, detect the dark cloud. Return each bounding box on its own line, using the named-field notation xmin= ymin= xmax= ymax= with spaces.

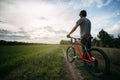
xmin=0 ymin=29 xmax=30 ymax=41
xmin=0 ymin=19 xmax=7 ymax=23
xmin=39 ymin=17 xmax=47 ymax=20
xmin=0 ymin=29 xmax=12 ymax=34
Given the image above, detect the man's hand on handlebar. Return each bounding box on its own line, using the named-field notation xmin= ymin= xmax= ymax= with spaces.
xmin=67 ymin=34 xmax=71 ymax=38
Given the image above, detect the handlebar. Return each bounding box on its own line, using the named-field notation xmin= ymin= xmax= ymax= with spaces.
xmin=67 ymin=36 xmax=81 ymax=43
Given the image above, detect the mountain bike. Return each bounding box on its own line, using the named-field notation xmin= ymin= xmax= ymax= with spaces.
xmin=66 ymin=37 xmax=110 ymax=77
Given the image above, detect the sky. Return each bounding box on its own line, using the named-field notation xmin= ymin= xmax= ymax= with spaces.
xmin=0 ymin=0 xmax=120 ymax=44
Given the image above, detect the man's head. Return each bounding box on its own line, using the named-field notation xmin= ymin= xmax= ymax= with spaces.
xmin=79 ymin=10 xmax=87 ymax=17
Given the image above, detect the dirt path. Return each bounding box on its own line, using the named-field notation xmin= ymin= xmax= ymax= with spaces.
xmin=62 ymin=49 xmax=84 ymax=80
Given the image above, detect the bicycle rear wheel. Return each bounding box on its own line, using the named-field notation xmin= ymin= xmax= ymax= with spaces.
xmin=84 ymin=48 xmax=110 ymax=77
xmin=66 ymin=46 xmax=76 ymax=63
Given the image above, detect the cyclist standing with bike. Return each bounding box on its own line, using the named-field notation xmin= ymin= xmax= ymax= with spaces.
xmin=66 ymin=10 xmax=110 ymax=77
xmin=67 ymin=10 xmax=91 ymax=52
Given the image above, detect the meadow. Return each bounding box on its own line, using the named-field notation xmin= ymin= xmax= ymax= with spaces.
xmin=0 ymin=44 xmax=120 ymax=80
xmin=0 ymin=45 xmax=66 ymax=80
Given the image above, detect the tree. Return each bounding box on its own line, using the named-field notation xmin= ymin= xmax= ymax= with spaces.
xmin=60 ymin=40 xmax=71 ymax=45
xmin=97 ymin=29 xmax=113 ymax=47
xmin=113 ymin=34 xmax=120 ymax=48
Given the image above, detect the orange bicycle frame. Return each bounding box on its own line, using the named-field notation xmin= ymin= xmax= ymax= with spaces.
xmin=72 ymin=38 xmax=94 ymax=62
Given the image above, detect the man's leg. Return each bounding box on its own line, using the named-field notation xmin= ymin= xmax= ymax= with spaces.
xmin=81 ymin=38 xmax=87 ymax=54
xmin=86 ymin=38 xmax=91 ymax=50
xmin=81 ymin=38 xmax=91 ymax=59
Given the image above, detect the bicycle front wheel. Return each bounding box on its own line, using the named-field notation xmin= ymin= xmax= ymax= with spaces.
xmin=84 ymin=48 xmax=110 ymax=77
xmin=66 ymin=46 xmax=76 ymax=63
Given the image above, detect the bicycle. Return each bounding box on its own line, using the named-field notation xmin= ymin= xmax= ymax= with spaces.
xmin=66 ymin=37 xmax=110 ymax=77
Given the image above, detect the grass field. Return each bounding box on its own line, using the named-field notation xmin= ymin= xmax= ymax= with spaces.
xmin=0 ymin=44 xmax=120 ymax=80
xmin=0 ymin=45 xmax=66 ymax=80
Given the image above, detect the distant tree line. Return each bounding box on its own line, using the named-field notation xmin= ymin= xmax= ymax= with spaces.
xmin=0 ymin=40 xmax=45 ymax=45
xmin=92 ymin=29 xmax=120 ymax=48
xmin=60 ymin=29 xmax=120 ymax=48
xmin=60 ymin=40 xmax=71 ymax=45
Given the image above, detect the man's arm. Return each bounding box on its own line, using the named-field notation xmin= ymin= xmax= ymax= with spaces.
xmin=67 ymin=23 xmax=79 ymax=38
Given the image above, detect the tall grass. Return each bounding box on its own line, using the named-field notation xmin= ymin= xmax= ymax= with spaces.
xmin=0 ymin=45 xmax=66 ymax=80
xmin=102 ymin=48 xmax=120 ymax=66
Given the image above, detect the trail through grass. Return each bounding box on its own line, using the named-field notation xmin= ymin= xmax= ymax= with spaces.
xmin=0 ymin=45 xmax=66 ymax=80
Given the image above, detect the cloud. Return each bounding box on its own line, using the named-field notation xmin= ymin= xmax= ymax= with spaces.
xmin=0 ymin=20 xmax=6 ymax=24
xmin=0 ymin=0 xmax=74 ymax=30
xmin=39 ymin=17 xmax=47 ymax=20
xmin=0 ymin=29 xmax=12 ymax=34
xmin=90 ymin=14 xmax=114 ymax=37
xmin=105 ymin=21 xmax=120 ymax=37
xmin=68 ymin=0 xmax=112 ymax=9
xmin=0 ymin=29 xmax=30 ymax=41
xmin=44 ymin=26 xmax=68 ymax=34
xmin=0 ymin=0 xmax=119 ymax=43
xmin=27 ymin=26 xmax=68 ymax=39
xmin=113 ymin=10 xmax=120 ymax=17
xmin=96 ymin=0 xmax=112 ymax=8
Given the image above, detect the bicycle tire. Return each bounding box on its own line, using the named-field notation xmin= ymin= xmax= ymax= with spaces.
xmin=84 ymin=48 xmax=110 ymax=77
xmin=66 ymin=46 xmax=76 ymax=63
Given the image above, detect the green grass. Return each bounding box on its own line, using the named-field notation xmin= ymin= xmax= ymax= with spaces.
xmin=102 ymin=48 xmax=120 ymax=66
xmin=1 ymin=44 xmax=120 ymax=80
xmin=0 ymin=45 xmax=66 ymax=80
xmin=63 ymin=45 xmax=120 ymax=80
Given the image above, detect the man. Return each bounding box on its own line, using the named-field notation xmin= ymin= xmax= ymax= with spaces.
xmin=67 ymin=10 xmax=92 ymax=52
